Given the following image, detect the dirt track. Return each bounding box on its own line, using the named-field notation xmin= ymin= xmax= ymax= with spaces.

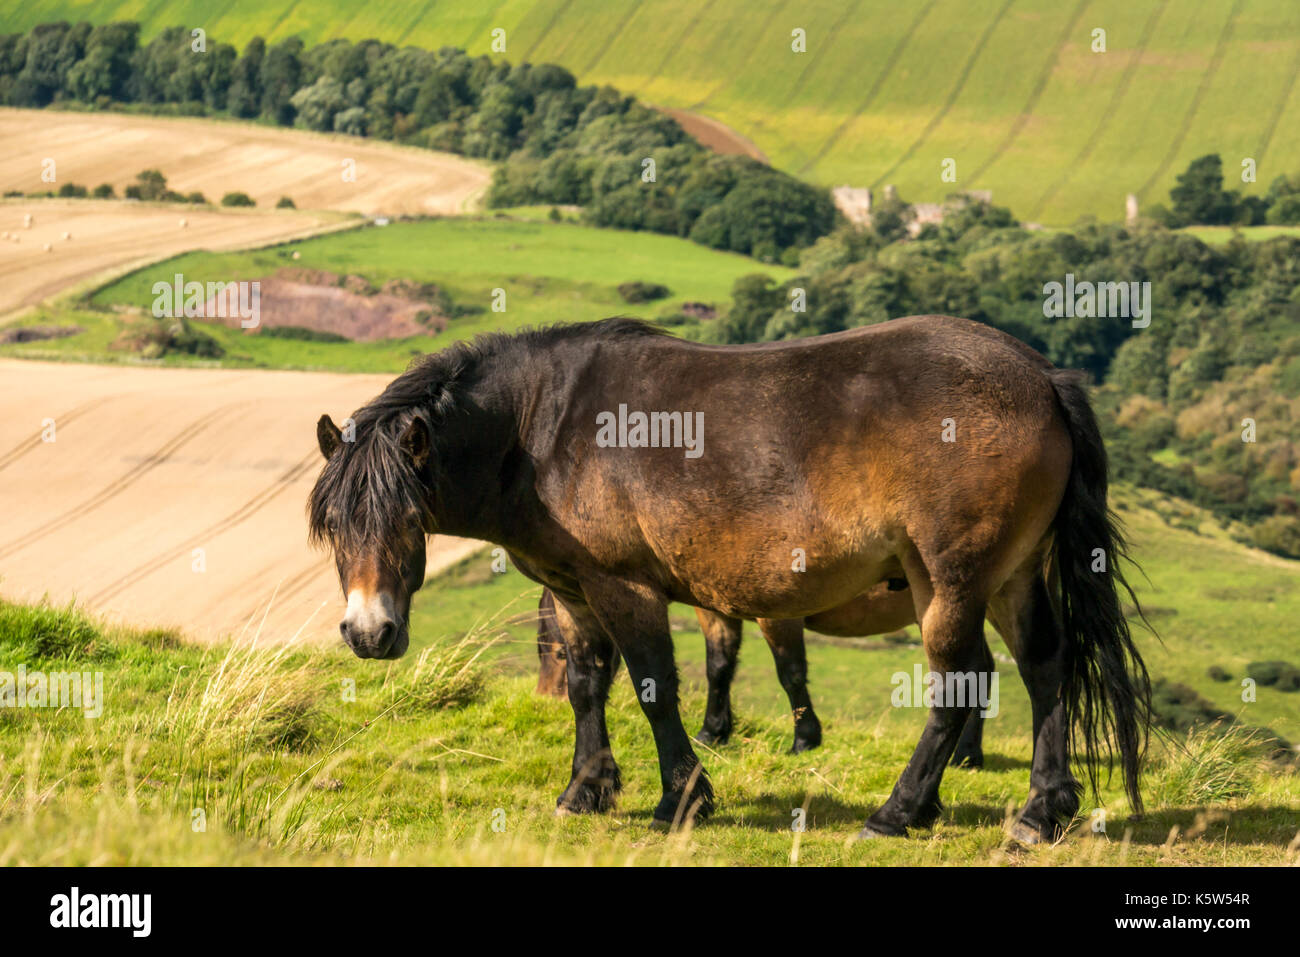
xmin=0 ymin=359 xmax=481 ymax=645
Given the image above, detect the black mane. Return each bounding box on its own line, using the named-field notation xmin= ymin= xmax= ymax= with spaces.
xmin=308 ymin=317 xmax=664 ymax=564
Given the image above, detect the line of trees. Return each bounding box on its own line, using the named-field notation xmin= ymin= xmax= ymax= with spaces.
xmin=0 ymin=21 xmax=836 ymax=261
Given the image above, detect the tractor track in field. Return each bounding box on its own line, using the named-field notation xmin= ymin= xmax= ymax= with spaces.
xmin=636 ymin=0 xmax=720 ymax=98
xmin=687 ymin=0 xmax=792 ymax=113
xmin=235 ymin=557 xmax=334 ymax=639
xmin=1136 ymin=0 xmax=1245 ymax=201
xmin=580 ymin=0 xmax=647 ymax=74
xmin=797 ymin=0 xmax=939 ymax=177
xmin=1027 ymin=0 xmax=1169 ymax=220
xmin=1253 ymin=15 xmax=1300 ymax=166
xmin=776 ymin=0 xmax=866 ymax=111
xmin=870 ymin=0 xmax=1018 ymax=190
xmin=0 ymin=402 xmax=249 ymax=561
xmin=394 ymin=0 xmax=443 ymax=47
xmin=0 ymin=399 xmax=99 ymax=475
xmin=260 ymin=0 xmax=303 ymax=41
xmin=463 ymin=0 xmax=511 ymax=52
xmin=87 ymin=449 xmax=321 ymax=607
xmin=519 ymin=0 xmax=577 ymax=66
xmin=965 ymin=0 xmax=1092 ymax=187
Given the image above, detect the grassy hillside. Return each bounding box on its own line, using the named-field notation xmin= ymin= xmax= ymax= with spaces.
xmin=0 ymin=215 xmax=792 ymax=371
xmin=2 ymin=489 xmax=1297 ymax=865
xmin=6 ymin=1 xmax=1300 ymax=224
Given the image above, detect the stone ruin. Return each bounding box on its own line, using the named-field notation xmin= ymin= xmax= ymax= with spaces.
xmin=832 ymin=185 xmax=873 ymax=226
xmin=832 ymin=184 xmax=997 ymax=237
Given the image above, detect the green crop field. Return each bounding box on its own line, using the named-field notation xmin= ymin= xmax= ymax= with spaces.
xmin=0 ymin=215 xmax=791 ymax=371
xmin=5 ymin=1 xmax=1300 ymax=225
xmin=2 ymin=486 xmax=1297 ymax=866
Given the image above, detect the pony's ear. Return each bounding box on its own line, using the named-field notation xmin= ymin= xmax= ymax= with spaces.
xmin=317 ymin=414 xmax=343 ymax=460
xmin=400 ymin=415 xmax=431 ymax=470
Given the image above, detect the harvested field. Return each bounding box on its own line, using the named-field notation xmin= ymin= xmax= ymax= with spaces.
xmin=0 ymin=358 xmax=481 ymax=645
xmin=0 ymin=108 xmax=491 ymax=216
xmin=0 ymin=199 xmax=343 ymax=316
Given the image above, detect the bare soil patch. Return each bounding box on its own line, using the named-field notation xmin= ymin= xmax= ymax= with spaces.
xmin=656 ymin=106 xmax=769 ymax=163
xmin=209 ymin=270 xmax=448 ymax=341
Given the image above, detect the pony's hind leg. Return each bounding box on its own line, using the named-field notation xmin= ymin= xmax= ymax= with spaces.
xmin=989 ymin=569 xmax=1082 ymax=842
xmin=949 ymin=635 xmax=993 ymax=768
xmin=758 ymin=618 xmax=822 ymax=753
xmin=553 ymin=594 xmax=623 ymax=815
xmin=860 ymin=578 xmax=987 ymax=839
xmin=535 ymin=589 xmax=569 ymax=698
xmin=695 ymin=607 xmax=742 ymax=746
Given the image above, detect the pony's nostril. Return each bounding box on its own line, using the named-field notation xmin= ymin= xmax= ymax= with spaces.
xmin=377 ymin=621 xmax=396 ymax=650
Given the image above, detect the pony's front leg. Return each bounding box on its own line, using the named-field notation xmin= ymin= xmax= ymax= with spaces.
xmin=588 ymin=580 xmax=714 ymax=826
xmin=552 ymin=595 xmax=622 ymax=814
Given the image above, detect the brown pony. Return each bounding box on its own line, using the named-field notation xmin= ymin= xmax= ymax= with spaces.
xmin=537 ymin=582 xmax=992 ymax=764
xmin=309 ymin=316 xmax=1150 ymax=841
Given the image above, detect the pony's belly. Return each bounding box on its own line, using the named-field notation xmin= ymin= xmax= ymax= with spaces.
xmin=665 ymin=549 xmax=899 ymax=621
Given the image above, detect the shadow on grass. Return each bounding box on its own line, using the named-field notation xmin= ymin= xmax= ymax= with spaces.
xmin=703 ymin=791 xmax=876 ymax=829
xmin=1116 ymin=806 xmax=1300 ymax=846
xmin=629 ymin=792 xmax=1298 ymax=847
xmin=974 ymin=752 xmax=1033 ymax=771
xmin=683 ymin=794 xmax=1015 ymax=832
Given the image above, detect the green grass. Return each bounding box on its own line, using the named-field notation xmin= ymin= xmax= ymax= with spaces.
xmin=2 ymin=489 xmax=1297 ymax=865
xmin=1181 ymin=224 xmax=1300 ymax=245
xmin=0 ymin=216 xmax=790 ymax=371
xmin=7 ymin=1 xmax=1300 ymax=225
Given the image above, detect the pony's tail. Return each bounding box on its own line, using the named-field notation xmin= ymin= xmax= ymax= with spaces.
xmin=1047 ymin=368 xmax=1153 ymax=813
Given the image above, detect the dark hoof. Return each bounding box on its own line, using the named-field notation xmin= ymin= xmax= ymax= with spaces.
xmin=1008 ymin=810 xmax=1068 ymax=845
xmin=856 ymin=818 xmax=908 ymax=840
xmin=1007 ymin=818 xmax=1046 ymax=845
xmin=695 ymin=726 xmax=731 ymax=747
xmin=789 ymin=714 xmax=822 ymax=753
xmin=651 ymin=767 xmax=714 ymax=828
xmin=950 ymin=748 xmax=984 ymax=769
xmin=789 ymin=732 xmax=821 ymax=754
xmin=858 ymin=793 xmax=941 ymax=838
xmin=1009 ymin=781 xmax=1080 ymax=843
xmin=556 ymin=763 xmax=622 ymax=815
